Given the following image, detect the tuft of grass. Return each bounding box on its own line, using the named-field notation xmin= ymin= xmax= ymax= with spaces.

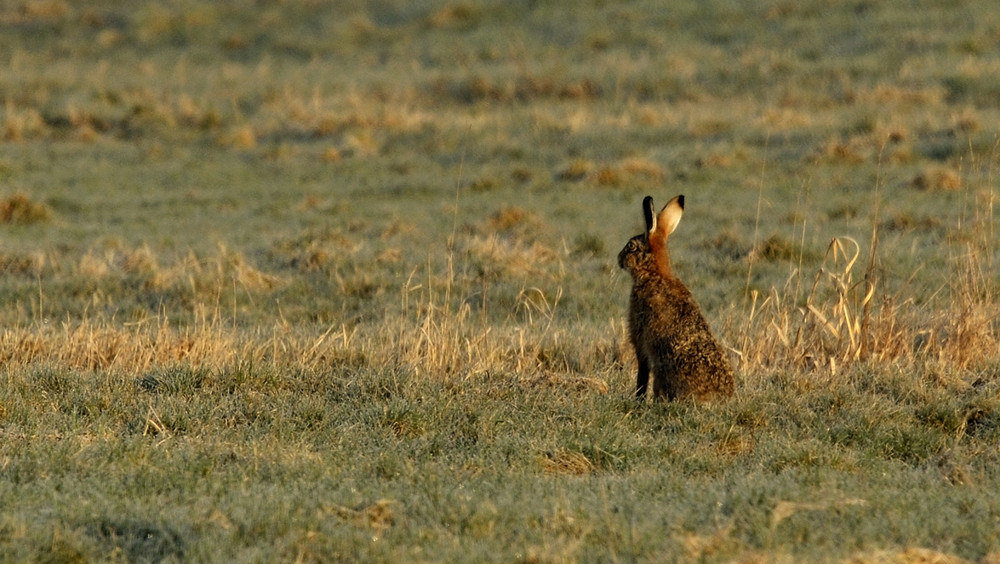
xmin=541 ymin=448 xmax=596 ymax=475
xmin=755 ymin=233 xmax=799 ymax=262
xmin=0 ymin=193 xmax=52 ymax=224
xmin=912 ymin=166 xmax=963 ymax=191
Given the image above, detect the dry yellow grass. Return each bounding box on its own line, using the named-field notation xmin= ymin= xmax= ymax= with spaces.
xmin=736 ymin=241 xmax=998 ymax=376
xmin=2 ymin=246 xmax=994 ymax=387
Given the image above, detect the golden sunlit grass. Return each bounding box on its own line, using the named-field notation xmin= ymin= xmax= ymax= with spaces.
xmin=737 ymin=234 xmax=998 ymax=377
xmin=2 ymin=218 xmax=994 ymax=384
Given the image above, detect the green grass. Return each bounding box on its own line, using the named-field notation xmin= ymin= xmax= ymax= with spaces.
xmin=4 ymin=362 xmax=1000 ymax=561
xmin=1 ymin=0 xmax=999 ymax=561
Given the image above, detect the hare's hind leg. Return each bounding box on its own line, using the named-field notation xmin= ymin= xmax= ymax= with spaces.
xmin=635 ymin=354 xmax=650 ymax=399
xmin=652 ymin=368 xmax=677 ymax=401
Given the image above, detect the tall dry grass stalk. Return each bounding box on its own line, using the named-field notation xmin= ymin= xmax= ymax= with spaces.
xmin=734 ymin=159 xmax=999 ymax=377
xmin=2 ymin=213 xmax=994 ymax=387
xmin=2 ymin=172 xmax=995 ymax=386
xmin=0 ymin=299 xmax=619 ymax=394
xmin=1 ymin=244 xmax=618 ymax=388
xmin=735 ymin=245 xmax=998 ymax=377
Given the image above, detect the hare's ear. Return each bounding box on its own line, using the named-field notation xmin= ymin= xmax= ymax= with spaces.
xmin=656 ymin=194 xmax=684 ymax=236
xmin=642 ymin=196 xmax=656 ymax=234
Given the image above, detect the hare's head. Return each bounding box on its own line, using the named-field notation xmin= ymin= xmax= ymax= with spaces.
xmin=618 ymin=195 xmax=684 ymax=279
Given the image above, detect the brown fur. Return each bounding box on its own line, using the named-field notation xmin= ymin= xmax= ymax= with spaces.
xmin=617 ymin=195 xmax=734 ymax=401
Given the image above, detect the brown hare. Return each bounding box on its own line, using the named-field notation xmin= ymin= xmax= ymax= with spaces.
xmin=617 ymin=195 xmax=734 ymax=401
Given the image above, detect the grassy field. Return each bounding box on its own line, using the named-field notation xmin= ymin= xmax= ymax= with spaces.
xmin=1 ymin=0 xmax=1000 ymax=561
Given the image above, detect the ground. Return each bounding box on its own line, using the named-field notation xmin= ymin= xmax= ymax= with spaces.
xmin=1 ymin=1 xmax=999 ymax=561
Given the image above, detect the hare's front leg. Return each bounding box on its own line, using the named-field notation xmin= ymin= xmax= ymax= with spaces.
xmin=635 ymin=354 xmax=650 ymax=399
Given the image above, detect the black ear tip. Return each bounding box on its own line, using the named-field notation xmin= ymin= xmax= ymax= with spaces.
xmin=677 ymin=194 xmax=685 ymax=209
xmin=642 ymin=195 xmax=655 ymax=231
